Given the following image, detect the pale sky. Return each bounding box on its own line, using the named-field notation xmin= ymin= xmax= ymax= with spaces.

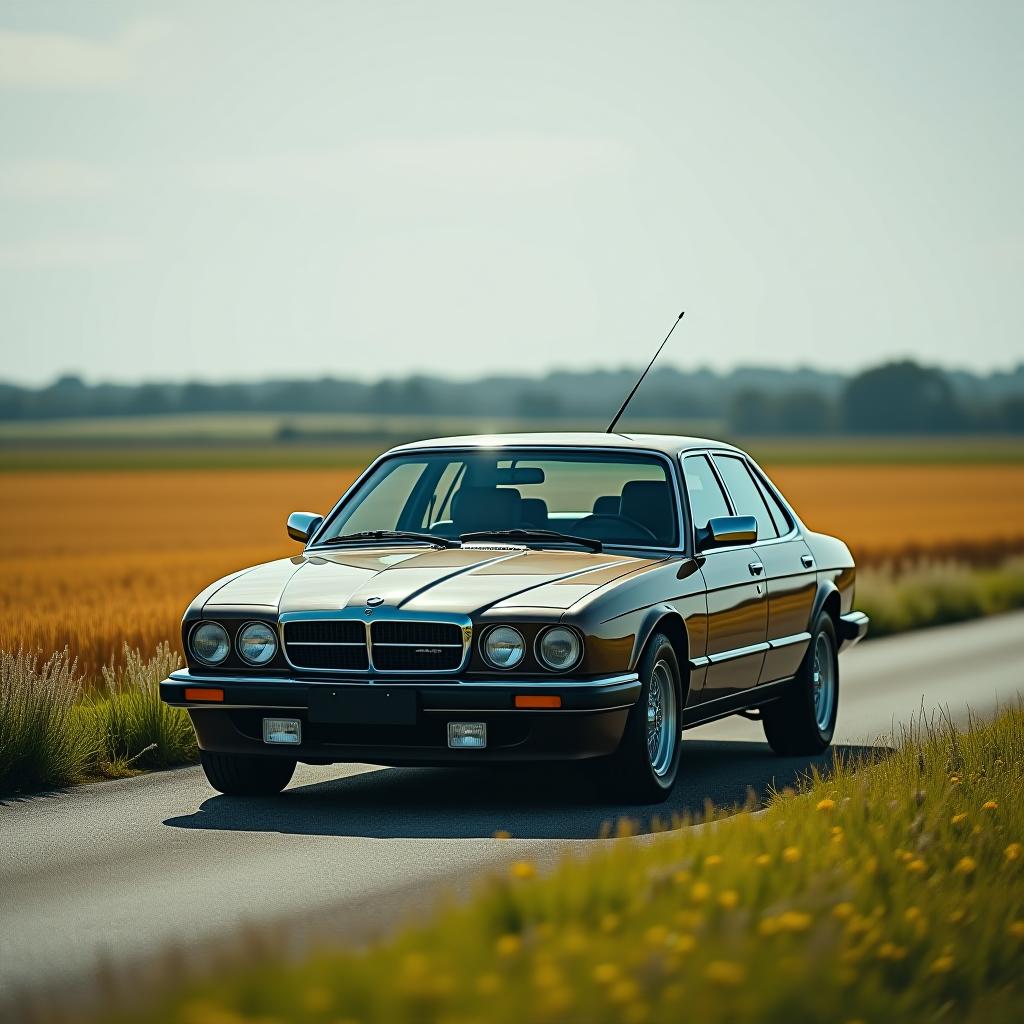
xmin=0 ymin=1 xmax=1021 ymax=385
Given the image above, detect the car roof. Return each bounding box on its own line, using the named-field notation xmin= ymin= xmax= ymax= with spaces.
xmin=387 ymin=432 xmax=744 ymax=457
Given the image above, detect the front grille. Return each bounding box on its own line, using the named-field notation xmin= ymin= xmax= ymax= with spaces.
xmin=282 ymin=618 xmax=465 ymax=673
xmin=284 ymin=620 xmax=369 ymax=671
xmin=371 ymin=620 xmax=464 ymax=672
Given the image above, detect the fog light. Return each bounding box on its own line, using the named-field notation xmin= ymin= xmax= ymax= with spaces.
xmin=263 ymin=718 xmax=301 ymax=745
xmin=448 ymin=721 xmax=487 ymax=749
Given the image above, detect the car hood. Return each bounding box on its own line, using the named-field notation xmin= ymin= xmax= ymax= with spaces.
xmin=202 ymin=544 xmax=666 ymax=617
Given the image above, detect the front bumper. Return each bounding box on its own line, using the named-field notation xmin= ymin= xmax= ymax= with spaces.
xmin=161 ymin=669 xmax=640 ymax=765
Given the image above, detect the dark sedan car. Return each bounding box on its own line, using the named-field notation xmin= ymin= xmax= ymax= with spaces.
xmin=161 ymin=433 xmax=868 ymax=803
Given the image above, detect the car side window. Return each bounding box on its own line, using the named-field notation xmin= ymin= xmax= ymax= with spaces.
xmin=752 ymin=469 xmax=794 ymax=536
xmin=682 ymin=455 xmax=731 ymax=532
xmin=712 ymin=455 xmax=779 ymax=541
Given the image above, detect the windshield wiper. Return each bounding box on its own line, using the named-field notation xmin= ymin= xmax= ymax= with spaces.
xmin=460 ymin=529 xmax=603 ymax=553
xmin=322 ymin=530 xmax=461 ymax=549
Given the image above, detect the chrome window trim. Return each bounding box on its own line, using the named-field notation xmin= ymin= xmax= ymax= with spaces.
xmin=680 ymin=447 xmax=805 ymax=554
xmin=278 ymin=608 xmax=473 ymax=676
xmin=306 ymin=444 xmax=689 ymax=557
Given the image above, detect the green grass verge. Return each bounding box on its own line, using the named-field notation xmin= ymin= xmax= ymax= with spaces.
xmin=110 ymin=707 xmax=1024 ymax=1024
xmin=0 ymin=643 xmax=195 ymax=797
xmin=858 ymin=557 xmax=1024 ymax=638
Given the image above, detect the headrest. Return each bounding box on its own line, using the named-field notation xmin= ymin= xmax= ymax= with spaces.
xmin=592 ymin=495 xmax=620 ymax=516
xmin=452 ymin=486 xmax=522 ymax=532
xmin=620 ymin=480 xmax=674 ymax=544
xmin=521 ymin=498 xmax=549 ymax=525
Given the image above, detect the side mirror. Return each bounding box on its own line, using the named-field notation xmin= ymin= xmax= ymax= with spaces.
xmin=287 ymin=511 xmax=323 ymax=544
xmin=698 ymin=515 xmax=758 ymax=550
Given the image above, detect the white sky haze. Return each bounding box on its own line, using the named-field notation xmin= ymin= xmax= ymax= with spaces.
xmin=0 ymin=1 xmax=1021 ymax=384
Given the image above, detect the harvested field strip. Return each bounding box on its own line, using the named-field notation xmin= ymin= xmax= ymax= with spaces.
xmin=2 ymin=464 xmax=1023 ymax=681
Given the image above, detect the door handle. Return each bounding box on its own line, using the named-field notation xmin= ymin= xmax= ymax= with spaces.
xmin=748 ymin=561 xmax=764 ymax=576
xmin=801 ymin=554 xmax=814 ymax=568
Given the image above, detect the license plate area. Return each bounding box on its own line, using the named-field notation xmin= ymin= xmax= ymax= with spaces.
xmin=307 ymin=686 xmax=417 ymax=726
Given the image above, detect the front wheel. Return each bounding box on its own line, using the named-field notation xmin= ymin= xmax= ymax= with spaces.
xmin=600 ymin=633 xmax=683 ymax=804
xmin=199 ymin=750 xmax=296 ymax=796
xmin=762 ymin=612 xmax=838 ymax=756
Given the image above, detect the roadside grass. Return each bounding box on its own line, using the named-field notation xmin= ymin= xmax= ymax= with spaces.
xmin=107 ymin=707 xmax=1024 ymax=1024
xmin=858 ymin=556 xmax=1024 ymax=638
xmin=0 ymin=643 xmax=193 ymax=797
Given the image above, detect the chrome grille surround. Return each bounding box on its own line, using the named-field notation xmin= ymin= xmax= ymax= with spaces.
xmin=279 ymin=608 xmax=473 ymax=675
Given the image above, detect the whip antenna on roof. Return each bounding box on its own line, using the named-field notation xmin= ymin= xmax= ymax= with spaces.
xmin=606 ymin=310 xmax=685 ymax=433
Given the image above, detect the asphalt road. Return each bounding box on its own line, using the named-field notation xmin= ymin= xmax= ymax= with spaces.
xmin=2 ymin=612 xmax=1023 ymax=1006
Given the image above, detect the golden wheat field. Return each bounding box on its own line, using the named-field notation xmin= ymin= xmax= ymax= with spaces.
xmin=2 ymin=463 xmax=1023 ymax=681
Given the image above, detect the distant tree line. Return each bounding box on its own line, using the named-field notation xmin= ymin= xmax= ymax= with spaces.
xmin=1 ymin=359 xmax=1023 ymax=434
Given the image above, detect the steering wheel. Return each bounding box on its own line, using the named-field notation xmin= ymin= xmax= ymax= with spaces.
xmin=569 ymin=514 xmax=658 ymax=543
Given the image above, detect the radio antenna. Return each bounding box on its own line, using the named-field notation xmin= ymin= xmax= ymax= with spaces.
xmin=606 ymin=310 xmax=685 ymax=433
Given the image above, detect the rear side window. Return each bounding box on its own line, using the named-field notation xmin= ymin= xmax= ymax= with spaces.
xmin=752 ymin=468 xmax=794 ymax=536
xmin=712 ymin=455 xmax=779 ymax=541
xmin=682 ymin=455 xmax=731 ymax=531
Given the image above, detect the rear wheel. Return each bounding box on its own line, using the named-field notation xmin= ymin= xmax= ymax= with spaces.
xmin=762 ymin=612 xmax=838 ymax=756
xmin=600 ymin=633 xmax=683 ymax=804
xmin=199 ymin=750 xmax=296 ymax=796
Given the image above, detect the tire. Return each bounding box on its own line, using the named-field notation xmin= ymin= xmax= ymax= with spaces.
xmin=762 ymin=612 xmax=838 ymax=756
xmin=199 ymin=750 xmax=296 ymax=796
xmin=601 ymin=633 xmax=683 ymax=804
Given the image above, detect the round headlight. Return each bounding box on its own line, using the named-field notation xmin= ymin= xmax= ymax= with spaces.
xmin=191 ymin=621 xmax=230 ymax=665
xmin=538 ymin=627 xmax=582 ymax=671
xmin=483 ymin=626 xmax=525 ymax=669
xmin=237 ymin=621 xmax=278 ymax=665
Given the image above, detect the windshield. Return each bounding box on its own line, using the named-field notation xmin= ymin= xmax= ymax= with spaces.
xmin=317 ymin=449 xmax=680 ymax=548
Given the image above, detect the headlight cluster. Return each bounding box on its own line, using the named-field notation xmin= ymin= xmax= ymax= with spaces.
xmin=481 ymin=625 xmax=582 ymax=672
xmin=189 ymin=621 xmax=278 ymax=666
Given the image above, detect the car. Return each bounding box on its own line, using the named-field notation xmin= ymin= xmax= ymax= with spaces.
xmin=160 ymin=432 xmax=869 ymax=803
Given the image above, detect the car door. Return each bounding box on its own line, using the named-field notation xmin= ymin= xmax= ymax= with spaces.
xmin=682 ymin=453 xmax=768 ymax=704
xmin=711 ymin=454 xmax=816 ymax=684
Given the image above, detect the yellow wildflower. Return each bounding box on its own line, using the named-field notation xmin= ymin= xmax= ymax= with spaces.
xmin=601 ymin=913 xmax=620 ymax=933
xmin=495 ymin=934 xmax=521 ymax=957
xmin=930 ymin=955 xmax=955 ymax=974
xmin=608 ymin=979 xmax=640 ymax=1004
xmin=754 ymin=853 xmax=772 ymax=867
xmin=717 ymin=889 xmax=740 ymax=909
xmin=949 ymin=774 xmax=961 ymax=785
xmin=592 ymin=963 xmax=619 ymax=984
xmin=674 ymin=934 xmax=696 ymax=953
xmin=644 ymin=925 xmax=669 ymax=947
xmin=1005 ymin=843 xmax=1022 ymax=862
xmin=832 ymin=902 xmax=856 ymax=920
xmin=476 ymin=973 xmax=501 ymax=995
xmin=673 ymin=869 xmax=691 ymax=885
xmin=704 ymin=853 xmax=723 ymax=868
xmin=951 ymin=812 xmax=968 ymax=828
xmin=778 ymin=911 xmax=812 ymax=933
xmin=759 ymin=916 xmax=780 ymax=937
xmin=906 ymin=858 xmax=928 ymax=874
xmin=705 ymin=960 xmax=746 ymax=986
xmin=982 ymin=800 xmax=998 ymax=811
xmin=816 ymin=798 xmax=836 ymax=812
xmin=783 ymin=846 xmax=801 ymax=863
xmin=510 ymin=860 xmax=536 ymax=880
xmin=691 ymin=881 xmax=711 ymax=903
xmin=1008 ymin=921 xmax=1024 ymax=940
xmin=954 ymin=856 xmax=977 ymax=876
xmin=877 ymin=942 xmax=907 ymax=961
xmin=948 ymin=909 xmax=966 ymax=924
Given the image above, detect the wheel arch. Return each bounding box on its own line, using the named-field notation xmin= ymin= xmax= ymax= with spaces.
xmin=631 ymin=605 xmax=691 ymax=695
xmin=811 ymin=583 xmax=841 ymax=634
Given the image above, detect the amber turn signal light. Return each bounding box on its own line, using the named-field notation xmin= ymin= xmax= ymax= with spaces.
xmin=184 ymin=687 xmax=224 ymax=702
xmin=514 ymin=694 xmax=562 ymax=709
